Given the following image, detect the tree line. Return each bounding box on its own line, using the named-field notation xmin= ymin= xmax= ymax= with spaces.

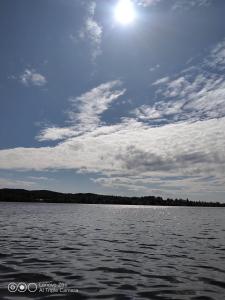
xmin=0 ymin=188 xmax=224 ymax=207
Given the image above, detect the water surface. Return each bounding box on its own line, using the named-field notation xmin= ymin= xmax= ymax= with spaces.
xmin=0 ymin=202 xmax=225 ymax=299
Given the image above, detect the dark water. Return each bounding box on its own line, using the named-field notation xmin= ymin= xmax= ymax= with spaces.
xmin=0 ymin=203 xmax=225 ymax=300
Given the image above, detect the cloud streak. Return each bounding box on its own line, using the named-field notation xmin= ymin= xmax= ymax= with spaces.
xmin=136 ymin=0 xmax=212 ymax=9
xmin=37 ymin=80 xmax=126 ymax=141
xmin=79 ymin=1 xmax=102 ymax=62
xmin=135 ymin=40 xmax=225 ymax=124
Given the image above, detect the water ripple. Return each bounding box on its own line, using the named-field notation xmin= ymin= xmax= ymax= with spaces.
xmin=0 ymin=203 xmax=224 ymax=300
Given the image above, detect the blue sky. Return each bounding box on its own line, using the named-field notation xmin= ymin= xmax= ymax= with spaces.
xmin=0 ymin=0 xmax=225 ymax=202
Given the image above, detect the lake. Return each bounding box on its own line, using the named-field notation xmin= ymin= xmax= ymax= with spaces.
xmin=0 ymin=202 xmax=224 ymax=300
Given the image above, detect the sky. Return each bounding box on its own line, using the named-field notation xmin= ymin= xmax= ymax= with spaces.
xmin=0 ymin=0 xmax=225 ymax=202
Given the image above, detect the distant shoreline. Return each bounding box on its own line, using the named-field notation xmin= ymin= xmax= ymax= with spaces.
xmin=0 ymin=188 xmax=224 ymax=207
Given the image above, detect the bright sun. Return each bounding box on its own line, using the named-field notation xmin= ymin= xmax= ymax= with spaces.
xmin=114 ymin=0 xmax=136 ymax=25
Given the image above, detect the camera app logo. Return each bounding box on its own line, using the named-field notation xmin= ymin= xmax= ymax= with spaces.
xmin=8 ymin=282 xmax=38 ymax=293
xmin=28 ymin=283 xmax=38 ymax=292
xmin=18 ymin=283 xmax=27 ymax=292
xmin=8 ymin=283 xmax=17 ymax=292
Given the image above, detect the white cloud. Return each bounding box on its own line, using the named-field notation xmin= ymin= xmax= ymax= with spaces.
xmin=92 ymin=174 xmax=224 ymax=197
xmin=20 ymin=69 xmax=47 ymax=87
xmin=79 ymin=1 xmax=102 ymax=62
xmin=136 ymin=40 xmax=225 ymax=124
xmin=137 ymin=73 xmax=225 ymax=122
xmin=37 ymin=80 xmax=126 ymax=141
xmin=152 ymin=76 xmax=170 ymax=85
xmin=2 ymin=39 xmax=225 ymax=200
xmin=0 ymin=118 xmax=225 ymax=194
xmin=205 ymin=39 xmax=225 ymax=71
xmin=136 ymin=0 xmax=212 ymax=9
xmin=136 ymin=0 xmax=161 ymax=7
xmin=28 ymin=176 xmax=51 ymax=181
xmin=37 ymin=127 xmax=75 ymax=142
xmin=68 ymin=80 xmax=125 ymax=130
xmin=172 ymin=0 xmax=212 ymax=10
xmin=1 ymin=103 xmax=225 ymax=200
xmin=84 ymin=18 xmax=102 ymax=61
xmin=149 ymin=64 xmax=160 ymax=72
xmin=0 ymin=177 xmax=36 ymax=189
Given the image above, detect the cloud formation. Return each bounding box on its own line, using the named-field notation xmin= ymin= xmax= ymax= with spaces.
xmin=20 ymin=69 xmax=47 ymax=87
xmin=37 ymin=80 xmax=125 ymax=141
xmin=135 ymin=40 xmax=225 ymax=124
xmin=135 ymin=73 xmax=225 ymax=123
xmin=136 ymin=0 xmax=212 ymax=9
xmin=205 ymin=40 xmax=225 ymax=71
xmin=1 ymin=39 xmax=225 ymax=200
xmin=79 ymin=1 xmax=102 ymax=62
xmin=0 ymin=117 xmax=225 ymax=195
xmin=171 ymin=0 xmax=212 ymax=10
xmin=0 ymin=177 xmax=36 ymax=189
xmin=136 ymin=0 xmax=160 ymax=7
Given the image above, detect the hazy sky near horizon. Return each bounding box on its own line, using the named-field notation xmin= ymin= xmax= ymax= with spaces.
xmin=1 ymin=0 xmax=225 ymax=202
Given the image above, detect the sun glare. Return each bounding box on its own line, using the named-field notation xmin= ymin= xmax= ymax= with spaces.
xmin=114 ymin=0 xmax=136 ymax=25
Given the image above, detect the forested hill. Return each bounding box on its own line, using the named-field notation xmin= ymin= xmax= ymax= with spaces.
xmin=0 ymin=189 xmax=224 ymax=207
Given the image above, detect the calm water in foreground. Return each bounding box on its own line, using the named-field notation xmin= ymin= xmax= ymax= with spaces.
xmin=0 ymin=203 xmax=225 ymax=300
